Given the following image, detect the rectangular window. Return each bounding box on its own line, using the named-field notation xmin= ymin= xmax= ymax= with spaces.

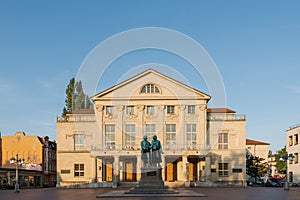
xmin=105 ymin=124 xmax=115 ymax=149
xmin=125 ymin=106 xmax=134 ymax=115
xmin=61 ymin=169 xmax=71 ymax=174
xmin=232 ymin=168 xmax=242 ymax=173
xmin=294 ymin=134 xmax=298 ymax=145
xmin=106 ymin=106 xmax=114 ymax=115
xmin=74 ymin=164 xmax=84 ymax=177
xmin=146 ymin=105 xmax=154 ymax=115
xmin=187 ymin=105 xmax=195 ymax=114
xmin=295 ymin=153 xmax=298 ymax=164
xmin=167 ymin=105 xmax=175 ymax=114
xmin=289 ymin=136 xmax=293 ymax=146
xmin=166 ymin=124 xmax=176 ymax=145
xmin=125 ymin=124 xmax=135 ymax=146
xmin=146 ymin=124 xmax=156 ymax=139
xmin=74 ymin=134 xmax=84 ymax=150
xmin=186 ymin=124 xmax=197 ymax=146
xmin=218 ymin=133 xmax=228 ymax=149
xmin=218 ymin=163 xmax=229 ymax=177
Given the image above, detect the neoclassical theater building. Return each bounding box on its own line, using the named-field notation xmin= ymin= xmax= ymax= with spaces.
xmin=56 ymin=69 xmax=247 ymax=187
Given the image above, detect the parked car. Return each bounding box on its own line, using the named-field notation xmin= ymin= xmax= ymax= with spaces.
xmin=247 ymin=177 xmax=263 ymax=186
xmin=265 ymin=178 xmax=279 ymax=187
xmin=291 ymin=182 xmax=299 ymax=187
xmin=275 ymin=178 xmax=285 ymax=187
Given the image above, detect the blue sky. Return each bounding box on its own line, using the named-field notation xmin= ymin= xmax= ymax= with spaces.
xmin=0 ymin=1 xmax=300 ymax=152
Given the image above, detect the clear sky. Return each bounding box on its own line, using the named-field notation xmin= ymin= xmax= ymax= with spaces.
xmin=0 ymin=1 xmax=300 ymax=152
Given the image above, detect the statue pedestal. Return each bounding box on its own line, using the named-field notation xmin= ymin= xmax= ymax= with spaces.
xmin=139 ymin=167 xmax=164 ymax=189
xmin=125 ymin=167 xmax=178 ymax=194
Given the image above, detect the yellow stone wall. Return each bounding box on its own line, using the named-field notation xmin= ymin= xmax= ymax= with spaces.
xmin=2 ymin=132 xmax=43 ymax=167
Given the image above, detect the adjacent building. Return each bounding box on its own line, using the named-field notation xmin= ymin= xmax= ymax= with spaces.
xmin=0 ymin=132 xmax=57 ymax=188
xmin=246 ymin=139 xmax=270 ymax=162
xmin=286 ymin=123 xmax=300 ymax=183
xmin=56 ymin=69 xmax=247 ymax=187
xmin=268 ymin=154 xmax=277 ymax=177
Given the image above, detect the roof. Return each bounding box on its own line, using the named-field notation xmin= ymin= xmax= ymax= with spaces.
xmin=207 ymin=108 xmax=236 ymax=113
xmin=246 ymin=139 xmax=270 ymax=145
xmin=92 ymin=68 xmax=211 ymax=100
xmin=68 ymin=109 xmax=95 ymax=114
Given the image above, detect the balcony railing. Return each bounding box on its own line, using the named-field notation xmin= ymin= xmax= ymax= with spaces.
xmin=207 ymin=114 xmax=246 ymax=121
xmin=56 ymin=115 xmax=96 ymax=122
xmin=90 ymin=144 xmax=209 ymax=152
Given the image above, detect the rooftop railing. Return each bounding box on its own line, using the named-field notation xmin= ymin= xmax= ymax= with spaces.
xmin=56 ymin=115 xmax=96 ymax=122
xmin=288 ymin=123 xmax=300 ymax=131
xmin=207 ymin=114 xmax=246 ymax=121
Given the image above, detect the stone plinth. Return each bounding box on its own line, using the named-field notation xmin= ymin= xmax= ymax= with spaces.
xmin=126 ymin=167 xmax=178 ymax=194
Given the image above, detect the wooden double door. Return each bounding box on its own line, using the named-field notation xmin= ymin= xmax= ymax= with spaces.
xmin=123 ymin=157 xmax=137 ymax=182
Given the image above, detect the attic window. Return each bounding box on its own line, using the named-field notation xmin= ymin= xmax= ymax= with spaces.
xmin=141 ymin=84 xmax=160 ymax=94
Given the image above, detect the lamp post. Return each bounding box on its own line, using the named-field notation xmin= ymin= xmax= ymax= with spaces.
xmin=10 ymin=154 xmax=24 ymax=192
xmin=279 ymin=153 xmax=294 ymax=190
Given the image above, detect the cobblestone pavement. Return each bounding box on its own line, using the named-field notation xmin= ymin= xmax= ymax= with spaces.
xmin=1 ymin=187 xmax=300 ymax=200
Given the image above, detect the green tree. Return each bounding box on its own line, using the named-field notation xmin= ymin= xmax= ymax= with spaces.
xmin=275 ymin=146 xmax=287 ymax=174
xmin=61 ymin=78 xmax=93 ymax=119
xmin=85 ymin=95 xmax=92 ymax=109
xmin=246 ymin=151 xmax=268 ymax=178
xmin=62 ymin=78 xmax=75 ymax=118
xmin=75 ymin=80 xmax=86 ymax=109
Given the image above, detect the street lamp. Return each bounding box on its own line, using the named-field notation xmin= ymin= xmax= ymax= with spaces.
xmin=279 ymin=153 xmax=294 ymax=190
xmin=10 ymin=154 xmax=24 ymax=192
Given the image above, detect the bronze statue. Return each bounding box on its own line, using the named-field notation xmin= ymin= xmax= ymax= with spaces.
xmin=141 ymin=135 xmax=151 ymax=167
xmin=151 ymin=135 xmax=162 ymax=167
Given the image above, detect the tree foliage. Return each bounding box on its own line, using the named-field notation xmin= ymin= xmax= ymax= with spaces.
xmin=275 ymin=146 xmax=287 ymax=174
xmin=246 ymin=151 xmax=268 ymax=178
xmin=61 ymin=78 xmax=93 ymax=118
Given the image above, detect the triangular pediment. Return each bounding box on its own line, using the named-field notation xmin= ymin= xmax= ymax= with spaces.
xmin=92 ymin=69 xmax=210 ymax=102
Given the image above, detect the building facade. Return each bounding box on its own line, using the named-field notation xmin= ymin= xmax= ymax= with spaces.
xmin=246 ymin=139 xmax=269 ymax=162
xmin=286 ymin=123 xmax=300 ymax=183
xmin=56 ymin=69 xmax=246 ymax=187
xmin=0 ymin=132 xmax=57 ymax=188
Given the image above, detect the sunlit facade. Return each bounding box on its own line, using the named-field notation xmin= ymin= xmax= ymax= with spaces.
xmin=56 ymin=69 xmax=246 ymax=187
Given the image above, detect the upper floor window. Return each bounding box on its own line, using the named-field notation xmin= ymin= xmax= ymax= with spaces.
xmin=289 ymin=136 xmax=293 ymax=146
xmin=294 ymin=153 xmax=299 ymax=164
xmin=186 ymin=124 xmax=197 ymax=145
xmin=294 ymin=134 xmax=298 ymax=145
xmin=126 ymin=106 xmax=134 ymax=115
xmin=166 ymin=124 xmax=176 ymax=145
xmin=218 ymin=133 xmax=228 ymax=149
xmin=125 ymin=124 xmax=136 ymax=146
xmin=146 ymin=105 xmax=155 ymax=115
xmin=141 ymin=84 xmax=160 ymax=94
xmin=146 ymin=124 xmax=156 ymax=140
xmin=166 ymin=105 xmax=175 ymax=114
xmin=105 ymin=124 xmax=115 ymax=149
xmin=106 ymin=106 xmax=114 ymax=115
xmin=74 ymin=134 xmax=84 ymax=150
xmin=187 ymin=105 xmax=196 ymax=114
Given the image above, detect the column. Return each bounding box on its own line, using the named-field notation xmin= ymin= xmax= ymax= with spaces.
xmin=179 ymin=106 xmax=186 ymax=150
xmin=205 ymin=156 xmax=211 ymax=182
xmin=97 ymin=158 xmax=103 ymax=182
xmin=113 ymin=156 xmax=120 ymax=185
xmin=119 ymin=159 xmax=124 ymax=182
xmin=182 ymin=155 xmax=188 ymax=182
xmin=161 ymin=156 xmax=166 ymax=181
xmin=136 ymin=156 xmax=142 ymax=180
